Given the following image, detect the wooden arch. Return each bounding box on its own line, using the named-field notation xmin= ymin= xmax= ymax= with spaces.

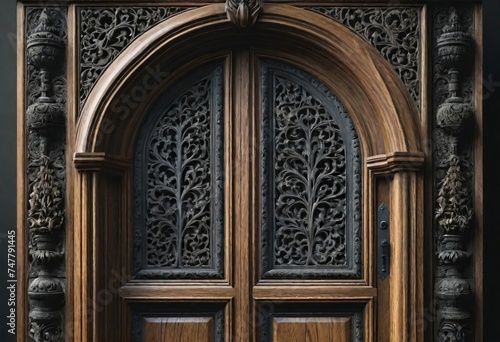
xmin=71 ymin=4 xmax=425 ymax=341
xmin=75 ymin=4 xmax=423 ymax=158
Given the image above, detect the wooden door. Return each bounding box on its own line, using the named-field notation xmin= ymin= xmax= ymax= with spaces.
xmin=70 ymin=7 xmax=425 ymax=341
xmin=122 ymin=48 xmax=370 ymax=341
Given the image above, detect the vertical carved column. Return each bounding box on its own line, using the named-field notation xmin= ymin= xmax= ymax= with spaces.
xmin=25 ymin=8 xmax=67 ymax=342
xmin=433 ymin=8 xmax=474 ymax=341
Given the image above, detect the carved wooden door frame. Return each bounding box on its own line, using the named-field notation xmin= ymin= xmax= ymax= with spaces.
xmin=17 ymin=1 xmax=482 ymax=341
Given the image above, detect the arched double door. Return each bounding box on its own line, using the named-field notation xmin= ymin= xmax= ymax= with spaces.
xmin=72 ymin=5 xmax=424 ymax=341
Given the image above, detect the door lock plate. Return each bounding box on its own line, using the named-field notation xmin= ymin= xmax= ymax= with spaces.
xmin=377 ymin=203 xmax=390 ymax=280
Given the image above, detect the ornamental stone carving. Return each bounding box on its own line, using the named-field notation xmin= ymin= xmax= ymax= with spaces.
xmin=433 ymin=7 xmax=474 ymax=342
xmin=26 ymin=7 xmax=67 ymax=342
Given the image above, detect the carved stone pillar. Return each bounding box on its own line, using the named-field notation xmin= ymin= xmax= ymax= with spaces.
xmin=25 ymin=8 xmax=67 ymax=342
xmin=433 ymin=7 xmax=474 ymax=341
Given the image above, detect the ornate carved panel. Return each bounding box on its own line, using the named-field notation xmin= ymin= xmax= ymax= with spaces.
xmin=25 ymin=7 xmax=67 ymax=342
xmin=308 ymin=7 xmax=421 ymax=108
xmin=432 ymin=7 xmax=475 ymax=341
xmin=79 ymin=7 xmax=189 ymax=107
xmin=260 ymin=60 xmax=361 ymax=279
xmin=134 ymin=63 xmax=224 ymax=279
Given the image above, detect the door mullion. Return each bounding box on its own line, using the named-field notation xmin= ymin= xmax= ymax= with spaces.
xmin=232 ymin=48 xmax=253 ymax=342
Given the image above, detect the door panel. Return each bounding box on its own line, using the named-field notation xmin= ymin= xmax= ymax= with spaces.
xmin=133 ymin=61 xmax=226 ymax=280
xmin=272 ymin=317 xmax=351 ymax=342
xmin=143 ymin=317 xmax=214 ymax=342
xmin=258 ymin=59 xmax=362 ymax=280
xmin=127 ymin=50 xmax=370 ymax=341
xmin=131 ymin=302 xmax=226 ymax=341
xmin=257 ymin=302 xmax=365 ymax=341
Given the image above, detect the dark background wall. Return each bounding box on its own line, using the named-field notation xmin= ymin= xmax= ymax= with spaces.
xmin=0 ymin=0 xmax=19 ymax=341
xmin=0 ymin=1 xmax=497 ymax=341
xmin=482 ymin=0 xmax=500 ymax=340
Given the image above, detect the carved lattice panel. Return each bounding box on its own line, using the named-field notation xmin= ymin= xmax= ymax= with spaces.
xmin=134 ymin=63 xmax=224 ymax=279
xmin=260 ymin=60 xmax=361 ymax=279
xmin=79 ymin=7 xmax=189 ymax=107
xmin=308 ymin=7 xmax=421 ymax=108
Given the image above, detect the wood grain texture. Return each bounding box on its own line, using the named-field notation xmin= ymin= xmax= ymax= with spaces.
xmin=66 ymin=5 xmax=78 ymax=341
xmin=232 ymin=48 xmax=252 ymax=342
xmin=143 ymin=317 xmax=213 ymax=342
xmin=16 ymin=3 xmax=27 ymax=342
xmin=252 ymin=286 xmax=376 ymax=301
xmin=273 ymin=317 xmax=351 ymax=342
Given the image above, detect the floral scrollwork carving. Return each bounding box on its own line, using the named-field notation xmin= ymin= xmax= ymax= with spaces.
xmin=134 ymin=64 xmax=224 ymax=279
xmin=260 ymin=61 xmax=361 ymax=279
xmin=79 ymin=7 xmax=188 ymax=107
xmin=28 ymin=156 xmax=65 ymax=264
xmin=435 ymin=155 xmax=473 ymax=235
xmin=308 ymin=7 xmax=421 ymax=108
xmin=273 ymin=75 xmax=348 ymax=267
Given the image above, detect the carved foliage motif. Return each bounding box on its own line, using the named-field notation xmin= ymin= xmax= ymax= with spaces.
xmin=79 ymin=7 xmax=188 ymax=106
xmin=26 ymin=7 xmax=67 ymax=342
xmin=309 ymin=7 xmax=421 ymax=107
xmin=225 ymin=0 xmax=261 ymax=28
xmin=435 ymin=155 xmax=473 ymax=235
xmin=261 ymin=61 xmax=361 ymax=279
xmin=432 ymin=7 xmax=475 ymax=341
xmin=135 ymin=64 xmax=224 ymax=279
xmin=273 ymin=75 xmax=347 ymax=266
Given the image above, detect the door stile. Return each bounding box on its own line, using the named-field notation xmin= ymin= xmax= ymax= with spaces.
xmin=390 ymin=170 xmax=424 ymax=342
xmin=249 ymin=50 xmax=262 ymax=342
xmin=224 ymin=52 xmax=235 ymax=342
xmin=232 ymin=48 xmax=253 ymax=341
xmin=367 ymin=152 xmax=424 ymax=342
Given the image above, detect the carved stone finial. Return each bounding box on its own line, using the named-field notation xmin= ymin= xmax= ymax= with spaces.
xmin=436 ymin=8 xmax=473 ymax=133
xmin=225 ymin=0 xmax=261 ymax=28
xmin=437 ymin=8 xmax=472 ymax=70
xmin=27 ymin=9 xmax=64 ymax=72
